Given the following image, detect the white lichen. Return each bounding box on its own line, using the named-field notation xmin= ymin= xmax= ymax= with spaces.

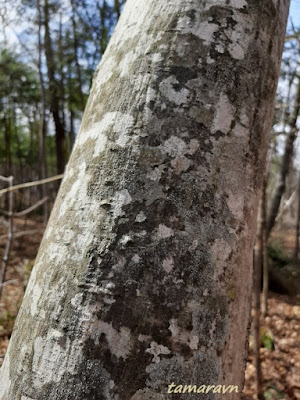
xmin=212 ymin=93 xmax=235 ymax=134
xmin=177 ymin=15 xmax=219 ymax=46
xmin=169 ymin=319 xmax=199 ymax=350
xmin=113 ymin=189 xmax=132 ymax=219
xmin=132 ymin=254 xmax=141 ymax=263
xmin=135 ymin=211 xmax=147 ymax=222
xmin=30 ymin=284 xmax=42 ymax=316
xmin=146 ymin=341 xmax=171 ymax=363
xmin=230 ymin=0 xmax=248 ymax=9
xmin=163 ymin=135 xmax=187 ymax=157
xmin=171 ymin=156 xmax=191 ymax=174
xmin=157 ymin=224 xmax=174 ymax=239
xmin=76 ymin=112 xmax=134 ymax=155
xmin=212 ymin=239 xmax=232 ymax=280
xmin=162 ymin=257 xmax=174 ymax=273
xmin=32 ymin=330 xmax=82 ymax=389
xmin=90 ymin=321 xmax=132 ymax=359
xmin=159 ymin=76 xmax=190 ymax=106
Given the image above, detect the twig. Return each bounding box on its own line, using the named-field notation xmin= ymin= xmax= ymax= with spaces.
xmin=0 ymin=174 xmax=64 ymax=197
xmin=0 ymin=176 xmax=14 ymax=298
xmin=15 ymin=197 xmax=48 ymax=217
xmin=0 ymin=197 xmax=48 ymax=217
xmin=0 ymin=176 xmax=12 ymax=182
xmin=275 ymin=191 xmax=296 ymax=222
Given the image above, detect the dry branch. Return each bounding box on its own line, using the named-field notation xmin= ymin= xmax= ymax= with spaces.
xmin=15 ymin=197 xmax=48 ymax=217
xmin=0 ymin=174 xmax=64 ymax=197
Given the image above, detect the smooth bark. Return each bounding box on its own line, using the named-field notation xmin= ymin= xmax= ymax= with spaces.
xmin=0 ymin=1 xmax=290 ymax=399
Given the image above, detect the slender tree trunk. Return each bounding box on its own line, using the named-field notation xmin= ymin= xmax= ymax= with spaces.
xmin=70 ymin=0 xmax=85 ymax=112
xmin=267 ymin=72 xmax=300 ymax=237
xmin=253 ymin=237 xmax=263 ymax=400
xmin=0 ymin=1 xmax=290 ymax=399
xmin=67 ymin=59 xmax=76 ymax=151
xmin=37 ymin=0 xmax=49 ymax=224
xmin=261 ymin=177 xmax=268 ymax=317
xmin=99 ymin=0 xmax=108 ymax=54
xmin=0 ymin=176 xmax=14 ymax=298
xmin=58 ymin=13 xmax=66 ymax=132
xmin=4 ymin=116 xmax=12 ymax=177
xmin=114 ymin=0 xmax=121 ymax=18
xmin=69 ymin=108 xmax=75 ymax=149
xmin=43 ymin=0 xmax=66 ymax=174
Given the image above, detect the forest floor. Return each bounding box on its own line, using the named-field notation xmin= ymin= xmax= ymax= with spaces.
xmin=243 ymin=293 xmax=300 ymax=400
xmin=0 ymin=217 xmax=299 ymax=399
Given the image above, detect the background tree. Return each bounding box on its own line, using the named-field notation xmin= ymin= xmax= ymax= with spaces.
xmin=0 ymin=0 xmax=125 ymax=209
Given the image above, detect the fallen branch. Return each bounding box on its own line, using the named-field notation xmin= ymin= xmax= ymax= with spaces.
xmin=15 ymin=197 xmax=48 ymax=217
xmin=0 ymin=175 xmax=13 ymax=183
xmin=0 ymin=174 xmax=64 ymax=197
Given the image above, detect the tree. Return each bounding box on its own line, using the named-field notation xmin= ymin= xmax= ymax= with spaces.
xmin=0 ymin=0 xmax=290 ymax=399
xmin=0 ymin=49 xmax=40 ymax=177
xmin=267 ymin=73 xmax=300 ymax=237
xmin=43 ymin=0 xmax=66 ymax=174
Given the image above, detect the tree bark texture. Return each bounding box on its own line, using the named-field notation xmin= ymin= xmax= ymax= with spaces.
xmin=0 ymin=1 xmax=289 ymax=399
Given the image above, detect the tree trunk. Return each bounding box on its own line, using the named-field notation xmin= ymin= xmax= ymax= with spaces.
xmin=114 ymin=0 xmax=121 ymax=18
xmin=4 ymin=116 xmax=12 ymax=177
xmin=99 ymin=0 xmax=108 ymax=54
xmin=37 ymin=0 xmax=49 ymax=224
xmin=43 ymin=0 xmax=66 ymax=174
xmin=58 ymin=13 xmax=66 ymax=132
xmin=267 ymin=72 xmax=300 ymax=237
xmin=0 ymin=1 xmax=289 ymax=399
xmin=261 ymin=177 xmax=268 ymax=317
xmin=70 ymin=0 xmax=85 ymax=112
xmin=67 ymin=59 xmax=76 ymax=151
xmin=253 ymin=240 xmax=263 ymax=400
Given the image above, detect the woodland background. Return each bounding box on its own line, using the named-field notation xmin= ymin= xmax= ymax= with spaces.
xmin=0 ymin=1 xmax=300 ymax=399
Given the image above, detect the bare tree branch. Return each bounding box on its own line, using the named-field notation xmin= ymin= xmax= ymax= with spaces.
xmin=0 ymin=174 xmax=64 ymax=197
